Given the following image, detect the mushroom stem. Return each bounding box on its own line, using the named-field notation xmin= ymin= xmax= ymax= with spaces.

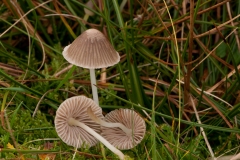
xmin=87 ymin=107 xmax=132 ymax=136
xmin=67 ymin=117 xmax=124 ymax=160
xmin=90 ymin=69 xmax=99 ymax=105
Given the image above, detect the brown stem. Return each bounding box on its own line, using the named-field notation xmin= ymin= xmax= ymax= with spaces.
xmin=184 ymin=0 xmax=194 ymax=108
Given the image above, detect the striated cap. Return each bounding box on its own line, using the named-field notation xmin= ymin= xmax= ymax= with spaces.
xmin=62 ymin=29 xmax=120 ymax=69
xmin=101 ymin=109 xmax=146 ymax=150
xmin=55 ymin=96 xmax=104 ymax=148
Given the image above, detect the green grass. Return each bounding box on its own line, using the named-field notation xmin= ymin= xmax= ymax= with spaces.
xmin=1 ymin=0 xmax=240 ymax=159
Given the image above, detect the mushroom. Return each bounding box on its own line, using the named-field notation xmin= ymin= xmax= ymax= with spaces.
xmin=100 ymin=109 xmax=146 ymax=150
xmin=62 ymin=29 xmax=120 ymax=105
xmin=55 ymin=96 xmax=125 ymax=159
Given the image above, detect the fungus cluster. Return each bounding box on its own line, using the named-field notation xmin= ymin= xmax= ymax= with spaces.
xmin=55 ymin=29 xmax=146 ymax=159
xmin=55 ymin=96 xmax=145 ymax=160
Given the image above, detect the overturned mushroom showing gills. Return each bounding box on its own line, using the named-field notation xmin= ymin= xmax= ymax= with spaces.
xmin=55 ymin=96 xmax=125 ymax=160
xmin=55 ymin=96 xmax=103 ymax=148
xmin=101 ymin=109 xmax=146 ymax=150
xmin=62 ymin=29 xmax=120 ymax=105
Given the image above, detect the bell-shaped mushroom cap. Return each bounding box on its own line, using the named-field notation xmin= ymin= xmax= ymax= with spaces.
xmin=55 ymin=96 xmax=104 ymax=148
xmin=62 ymin=29 xmax=120 ymax=69
xmin=101 ymin=109 xmax=146 ymax=150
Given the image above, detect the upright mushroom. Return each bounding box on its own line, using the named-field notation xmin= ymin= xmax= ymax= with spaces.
xmin=62 ymin=29 xmax=120 ymax=105
xmin=55 ymin=96 xmax=125 ymax=160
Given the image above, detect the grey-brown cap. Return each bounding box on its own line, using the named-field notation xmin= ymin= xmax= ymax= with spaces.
xmin=62 ymin=29 xmax=120 ymax=69
xmin=101 ymin=109 xmax=146 ymax=150
xmin=55 ymin=96 xmax=104 ymax=148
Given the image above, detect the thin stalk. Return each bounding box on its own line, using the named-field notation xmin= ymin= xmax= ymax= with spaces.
xmin=90 ymin=69 xmax=99 ymax=105
xmin=67 ymin=117 xmax=124 ymax=160
xmin=87 ymin=107 xmax=132 ymax=136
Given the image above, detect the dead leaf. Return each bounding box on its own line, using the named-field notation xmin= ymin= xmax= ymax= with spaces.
xmin=43 ymin=142 xmax=54 ymax=150
xmin=38 ymin=142 xmax=56 ymax=160
xmin=38 ymin=153 xmax=56 ymax=160
xmin=47 ymin=25 xmax=53 ymax=34
xmin=7 ymin=142 xmax=15 ymax=149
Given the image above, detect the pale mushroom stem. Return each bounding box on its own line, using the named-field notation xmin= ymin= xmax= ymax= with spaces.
xmin=67 ymin=117 xmax=125 ymax=160
xmin=87 ymin=107 xmax=132 ymax=136
xmin=90 ymin=69 xmax=99 ymax=105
